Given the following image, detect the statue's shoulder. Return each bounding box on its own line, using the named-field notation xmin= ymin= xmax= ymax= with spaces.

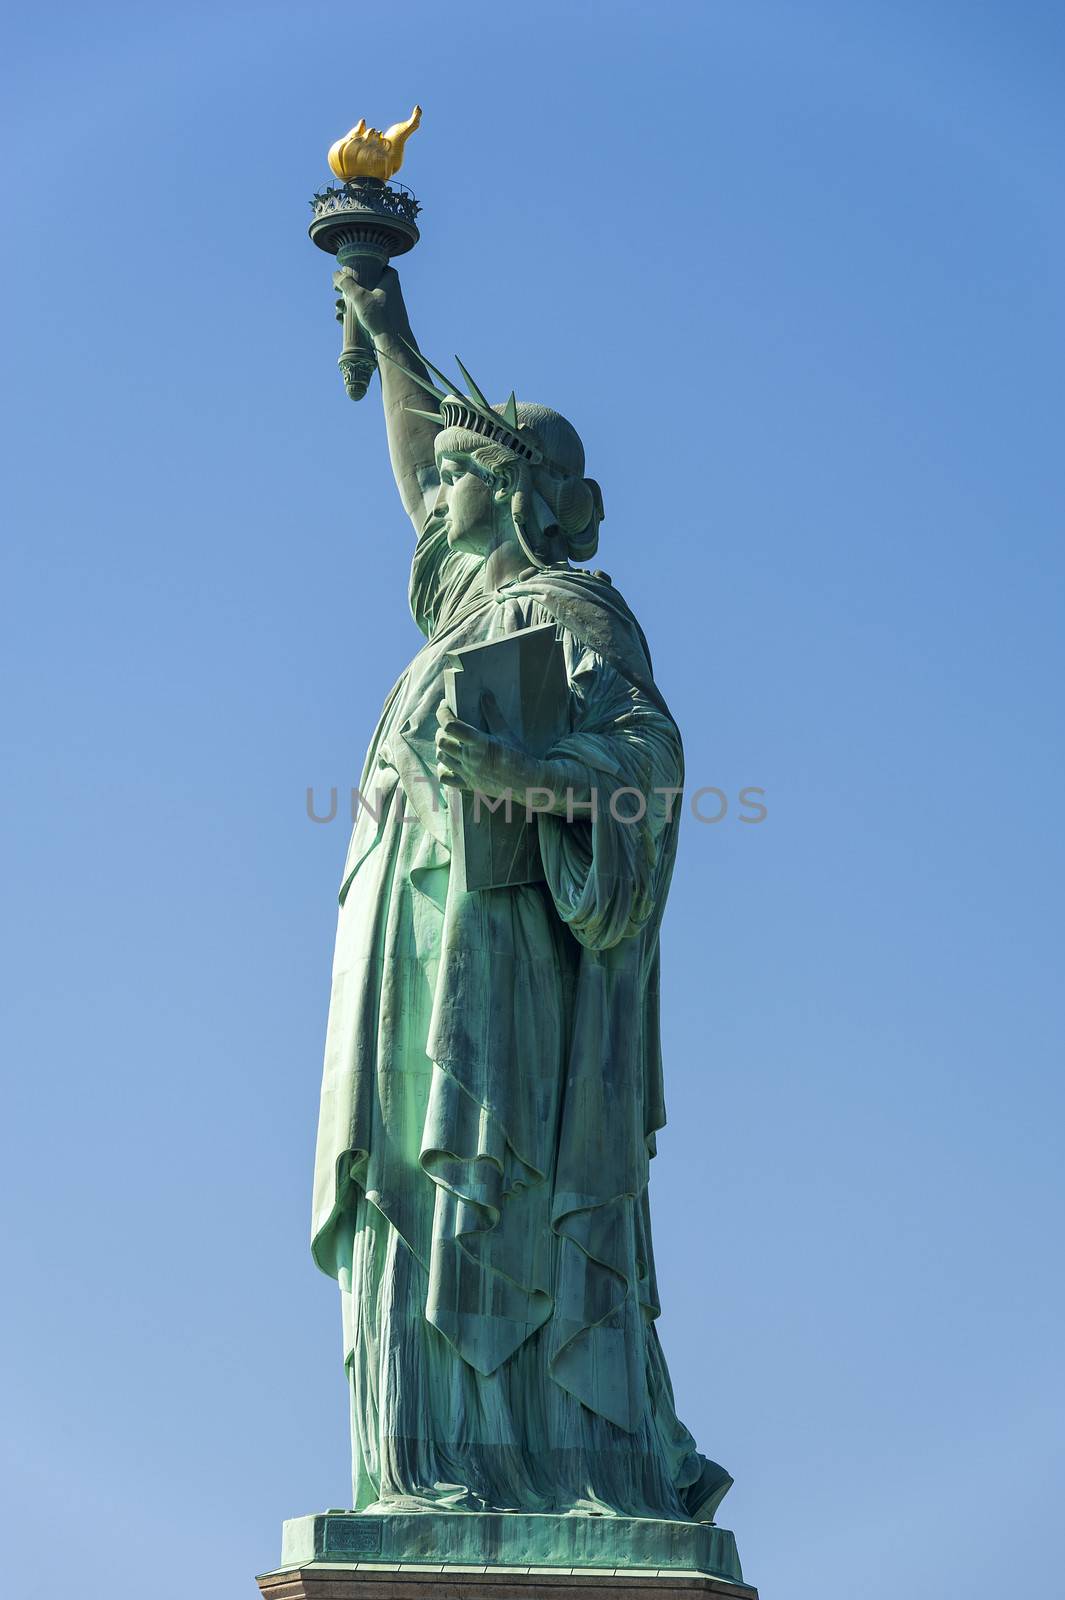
xmin=518 ymin=564 xmax=643 ymax=637
xmin=508 ymin=566 xmax=671 ymax=722
xmin=515 ymin=564 xmax=638 ymax=627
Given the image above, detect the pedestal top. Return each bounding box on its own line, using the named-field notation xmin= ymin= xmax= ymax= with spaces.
xmin=257 ymin=1513 xmax=756 ymax=1600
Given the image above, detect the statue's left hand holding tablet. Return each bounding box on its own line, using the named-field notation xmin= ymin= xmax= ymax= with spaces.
xmin=434 ymin=695 xmax=549 ymax=805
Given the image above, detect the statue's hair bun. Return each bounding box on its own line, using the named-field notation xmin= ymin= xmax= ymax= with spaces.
xmin=538 ymin=474 xmax=604 ymax=560
xmin=555 ymin=477 xmax=595 ymax=537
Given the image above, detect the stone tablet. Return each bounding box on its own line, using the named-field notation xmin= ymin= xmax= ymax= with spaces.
xmin=443 ymin=622 xmax=568 ymax=891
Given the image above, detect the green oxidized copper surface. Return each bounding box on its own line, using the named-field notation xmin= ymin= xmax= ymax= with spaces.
xmin=279 ymin=1512 xmax=745 ymax=1585
xmin=292 ymin=120 xmax=752 ymax=1589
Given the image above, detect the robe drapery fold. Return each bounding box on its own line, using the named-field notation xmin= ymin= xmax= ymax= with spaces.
xmin=311 ymin=513 xmax=728 ymax=1517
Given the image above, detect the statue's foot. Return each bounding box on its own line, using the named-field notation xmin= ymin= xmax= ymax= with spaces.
xmin=364 ymin=1487 xmax=489 ymax=1515
xmin=682 ymin=1457 xmax=734 ymax=1524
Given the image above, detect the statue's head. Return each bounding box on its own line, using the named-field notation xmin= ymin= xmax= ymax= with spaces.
xmin=403 ymin=353 xmax=604 ymax=569
xmin=436 ymin=400 xmax=603 ymax=569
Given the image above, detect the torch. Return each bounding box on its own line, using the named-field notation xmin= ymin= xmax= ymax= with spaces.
xmin=308 ymin=107 xmax=422 ymax=401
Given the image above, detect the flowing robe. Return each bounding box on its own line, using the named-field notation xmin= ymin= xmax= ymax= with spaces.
xmin=312 ymin=512 xmax=729 ymax=1519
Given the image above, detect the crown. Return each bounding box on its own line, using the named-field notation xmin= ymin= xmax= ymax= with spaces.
xmin=380 ymin=344 xmax=604 ymax=566
xmin=383 ymin=345 xmax=549 ymax=467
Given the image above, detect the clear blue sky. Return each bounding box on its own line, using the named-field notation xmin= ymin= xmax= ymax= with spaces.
xmin=2 ymin=3 xmax=1063 ymax=1596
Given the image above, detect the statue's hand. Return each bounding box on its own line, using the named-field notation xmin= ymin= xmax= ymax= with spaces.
xmin=332 ymin=264 xmax=405 ymax=340
xmin=435 ymin=695 xmax=550 ymax=804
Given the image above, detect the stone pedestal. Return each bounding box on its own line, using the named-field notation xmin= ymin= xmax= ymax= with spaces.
xmin=256 ymin=1514 xmax=757 ymax=1600
xmin=256 ymin=1569 xmax=757 ymax=1600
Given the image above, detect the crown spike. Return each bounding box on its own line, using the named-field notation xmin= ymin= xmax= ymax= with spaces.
xmin=377 ymin=345 xmax=449 ymax=402
xmin=398 ymin=338 xmax=461 ymax=398
xmin=389 ymin=340 xmax=544 ymax=466
xmin=454 ymin=356 xmax=491 ymax=410
xmin=400 ymin=338 xmax=504 ymax=429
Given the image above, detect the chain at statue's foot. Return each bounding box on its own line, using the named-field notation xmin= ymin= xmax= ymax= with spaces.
xmin=256 ymin=1513 xmax=758 ymax=1600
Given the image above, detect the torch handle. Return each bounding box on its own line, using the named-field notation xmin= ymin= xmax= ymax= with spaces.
xmin=335 ymin=247 xmax=388 ymax=402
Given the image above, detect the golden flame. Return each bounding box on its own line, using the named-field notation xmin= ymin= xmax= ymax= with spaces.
xmin=328 ymin=105 xmax=422 ymax=182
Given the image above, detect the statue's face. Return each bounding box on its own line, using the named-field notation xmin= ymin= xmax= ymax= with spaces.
xmin=438 ymin=453 xmax=502 ymax=556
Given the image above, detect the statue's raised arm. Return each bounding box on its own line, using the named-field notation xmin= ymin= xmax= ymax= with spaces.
xmin=334 ymin=267 xmax=440 ymax=530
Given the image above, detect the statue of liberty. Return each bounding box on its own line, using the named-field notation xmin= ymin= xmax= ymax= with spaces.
xmin=310 ymin=261 xmax=733 ymax=1528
